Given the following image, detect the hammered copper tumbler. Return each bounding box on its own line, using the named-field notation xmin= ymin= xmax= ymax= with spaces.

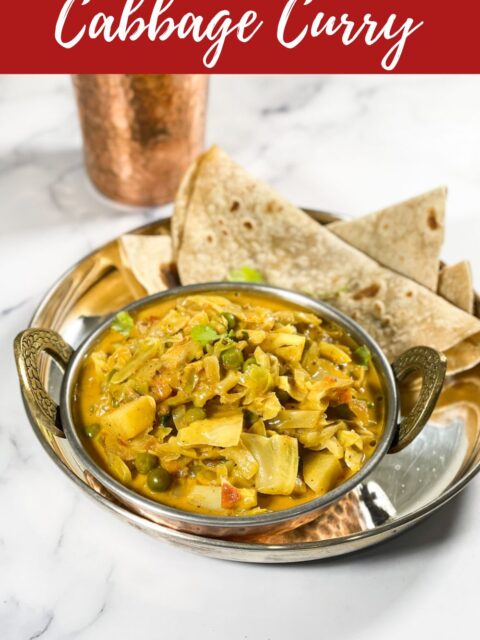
xmin=72 ymin=75 xmax=208 ymax=206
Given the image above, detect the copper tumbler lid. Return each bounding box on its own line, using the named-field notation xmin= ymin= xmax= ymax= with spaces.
xmin=73 ymin=74 xmax=208 ymax=206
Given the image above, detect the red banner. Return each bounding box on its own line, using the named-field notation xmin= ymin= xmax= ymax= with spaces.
xmin=1 ymin=0 xmax=478 ymax=73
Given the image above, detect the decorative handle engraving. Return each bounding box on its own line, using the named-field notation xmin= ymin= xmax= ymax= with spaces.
xmin=14 ymin=329 xmax=73 ymax=438
xmin=389 ymin=346 xmax=447 ymax=453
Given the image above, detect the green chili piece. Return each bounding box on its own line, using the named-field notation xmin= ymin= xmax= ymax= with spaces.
xmin=226 ymin=266 xmax=264 ymax=283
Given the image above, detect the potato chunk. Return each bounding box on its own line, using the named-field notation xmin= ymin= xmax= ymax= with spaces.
xmin=187 ymin=484 xmax=257 ymax=511
xmin=302 ymin=451 xmax=342 ymax=495
xmin=100 ymin=395 xmax=156 ymax=440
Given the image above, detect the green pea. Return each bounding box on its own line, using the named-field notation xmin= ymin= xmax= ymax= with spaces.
xmin=220 ymin=347 xmax=244 ymax=370
xmin=134 ymin=452 xmax=159 ymax=475
xmin=184 ymin=406 xmax=207 ymax=424
xmin=147 ymin=467 xmax=172 ymax=492
xmin=243 ymin=357 xmax=257 ymax=372
xmin=353 ymin=345 xmax=371 ymax=367
xmin=221 ymin=312 xmax=237 ymax=330
xmin=84 ymin=423 xmax=101 ymax=439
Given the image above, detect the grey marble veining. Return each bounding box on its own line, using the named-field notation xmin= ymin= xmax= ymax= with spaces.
xmin=1 ymin=75 xmax=480 ymax=639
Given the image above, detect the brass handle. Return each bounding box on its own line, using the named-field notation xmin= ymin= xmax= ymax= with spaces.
xmin=389 ymin=346 xmax=447 ymax=453
xmin=14 ymin=329 xmax=74 ymax=439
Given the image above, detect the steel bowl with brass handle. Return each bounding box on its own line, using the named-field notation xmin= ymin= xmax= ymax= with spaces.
xmin=14 ymin=283 xmax=447 ymax=539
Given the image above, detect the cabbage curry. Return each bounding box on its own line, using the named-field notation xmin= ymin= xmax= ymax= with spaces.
xmin=75 ymin=293 xmax=385 ymax=516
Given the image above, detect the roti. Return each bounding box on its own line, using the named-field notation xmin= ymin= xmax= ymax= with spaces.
xmin=171 ymin=154 xmax=204 ymax=256
xmin=438 ymin=261 xmax=474 ymax=314
xmin=119 ymin=234 xmax=174 ymax=295
xmin=174 ymin=147 xmax=480 ymax=370
xmin=329 ymin=187 xmax=446 ymax=290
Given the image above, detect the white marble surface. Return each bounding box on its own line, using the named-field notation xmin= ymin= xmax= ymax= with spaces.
xmin=1 ymin=75 xmax=480 ymax=639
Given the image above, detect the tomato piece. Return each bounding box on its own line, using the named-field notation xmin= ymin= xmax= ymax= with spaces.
xmin=221 ymin=481 xmax=240 ymax=509
xmin=151 ymin=375 xmax=172 ymax=401
xmin=332 ymin=387 xmax=352 ymax=405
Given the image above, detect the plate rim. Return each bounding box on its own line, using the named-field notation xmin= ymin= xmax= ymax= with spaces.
xmin=26 ymin=211 xmax=480 ymax=562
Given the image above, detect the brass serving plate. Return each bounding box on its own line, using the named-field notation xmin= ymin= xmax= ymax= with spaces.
xmin=27 ymin=212 xmax=480 ymax=562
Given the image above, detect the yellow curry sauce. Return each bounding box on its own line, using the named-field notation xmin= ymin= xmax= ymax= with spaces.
xmin=74 ymin=293 xmax=385 ymax=516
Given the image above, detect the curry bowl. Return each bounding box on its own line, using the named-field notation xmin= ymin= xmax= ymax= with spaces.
xmin=14 ymin=283 xmax=446 ymax=539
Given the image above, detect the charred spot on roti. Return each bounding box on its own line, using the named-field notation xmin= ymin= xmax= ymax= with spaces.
xmin=352 ymin=283 xmax=380 ymax=300
xmin=206 ymin=233 xmax=214 ymax=244
xmin=427 ymin=208 xmax=440 ymax=230
xmin=373 ymin=300 xmax=385 ymax=317
xmin=266 ymin=200 xmax=282 ymax=214
xmin=406 ymin=291 xmax=413 ymax=297
xmin=230 ymin=201 xmax=240 ymax=212
xmin=243 ymin=219 xmax=254 ymax=231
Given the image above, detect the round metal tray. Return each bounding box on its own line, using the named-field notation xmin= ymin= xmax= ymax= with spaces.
xmin=26 ymin=212 xmax=480 ymax=562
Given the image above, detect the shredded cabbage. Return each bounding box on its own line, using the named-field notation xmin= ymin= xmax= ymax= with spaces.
xmin=177 ymin=414 xmax=243 ymax=447
xmin=77 ymin=293 xmax=385 ymax=515
xmin=242 ymin=433 xmax=298 ymax=495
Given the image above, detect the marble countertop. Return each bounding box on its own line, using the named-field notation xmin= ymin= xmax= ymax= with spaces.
xmin=1 ymin=75 xmax=480 ymax=639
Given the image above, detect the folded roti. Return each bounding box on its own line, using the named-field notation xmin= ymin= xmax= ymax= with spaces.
xmin=175 ymin=147 xmax=480 ymax=370
xmin=329 ymin=187 xmax=446 ymax=290
xmin=444 ymin=333 xmax=480 ymax=374
xmin=119 ymin=234 xmax=174 ymax=295
xmin=171 ymin=154 xmax=204 ymax=256
xmin=438 ymin=261 xmax=474 ymax=314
